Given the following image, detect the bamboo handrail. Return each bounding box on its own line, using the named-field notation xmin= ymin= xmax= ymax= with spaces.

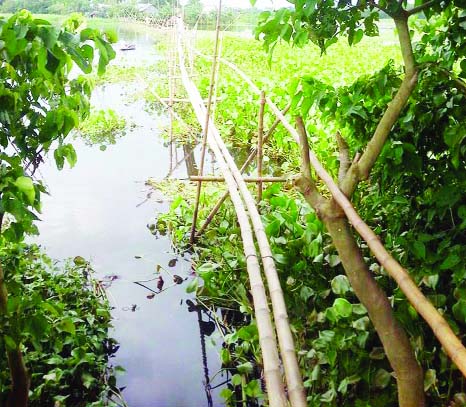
xmin=189 ymin=176 xmax=289 ymax=182
xmin=203 ymin=94 xmax=307 ymax=407
xmin=176 ymin=20 xmax=288 ymax=407
xmin=199 ymin=52 xmax=466 ymax=377
xmin=182 ymin=26 xmax=307 ymax=407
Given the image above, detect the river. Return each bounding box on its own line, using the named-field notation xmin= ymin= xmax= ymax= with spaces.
xmin=35 ymin=24 xmax=224 ymax=407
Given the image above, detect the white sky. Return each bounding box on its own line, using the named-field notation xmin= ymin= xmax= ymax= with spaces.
xmin=201 ymin=0 xmax=292 ymax=9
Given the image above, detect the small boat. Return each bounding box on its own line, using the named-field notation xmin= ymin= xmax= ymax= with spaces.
xmin=120 ymin=43 xmax=136 ymax=51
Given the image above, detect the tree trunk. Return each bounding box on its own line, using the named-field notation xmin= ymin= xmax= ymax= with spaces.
xmin=323 ymin=204 xmax=425 ymax=407
xmin=0 ymin=262 xmax=30 ymax=407
xmin=6 ymin=347 xmax=29 ymax=407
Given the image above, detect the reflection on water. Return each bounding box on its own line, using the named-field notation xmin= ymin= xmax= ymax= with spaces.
xmin=35 ymin=26 xmax=223 ymax=406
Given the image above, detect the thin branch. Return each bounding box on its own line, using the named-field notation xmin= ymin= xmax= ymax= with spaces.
xmin=336 ymin=131 xmax=350 ymax=185
xmin=295 ymin=117 xmax=325 ymax=209
xmin=406 ymin=0 xmax=437 ymax=16
xmin=340 ymin=71 xmax=418 ymax=197
xmin=420 ymin=63 xmax=466 ymax=95
xmin=367 ymin=0 xmax=390 ymax=15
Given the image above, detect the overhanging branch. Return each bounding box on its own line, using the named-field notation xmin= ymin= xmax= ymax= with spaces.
xmin=406 ymin=0 xmax=438 ymax=16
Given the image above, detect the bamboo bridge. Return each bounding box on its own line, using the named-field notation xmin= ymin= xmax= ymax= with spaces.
xmin=160 ymin=7 xmax=466 ymax=407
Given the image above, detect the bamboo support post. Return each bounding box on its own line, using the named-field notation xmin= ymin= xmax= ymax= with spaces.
xmin=257 ymin=90 xmax=265 ymax=203
xmin=189 ymin=0 xmax=222 ymax=246
xmin=160 ymin=97 xmax=222 ymax=103
xmin=189 ymin=176 xmax=288 ymax=182
xmin=195 ymin=103 xmax=291 ymax=238
xmin=176 ymin=20 xmax=288 ymax=407
xmin=206 ymin=54 xmax=466 ymax=378
xmin=168 ymin=34 xmax=175 ymax=172
xmin=212 ymin=33 xmax=223 ymax=122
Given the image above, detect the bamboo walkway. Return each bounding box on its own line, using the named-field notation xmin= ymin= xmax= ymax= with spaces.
xmin=163 ymin=7 xmax=466 ymax=407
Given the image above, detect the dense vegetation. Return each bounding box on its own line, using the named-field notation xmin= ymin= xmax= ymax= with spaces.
xmin=0 ymin=247 xmax=121 ymax=406
xmin=0 ymin=11 xmax=117 ymax=406
xmin=0 ymin=1 xmax=464 ymax=406
xmin=155 ymin=1 xmax=466 ymax=406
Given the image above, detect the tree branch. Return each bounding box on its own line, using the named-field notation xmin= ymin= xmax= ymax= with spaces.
xmin=339 ymin=13 xmax=418 ymax=197
xmin=340 ymin=71 xmax=418 ymax=197
xmin=336 ymin=131 xmax=350 ymax=185
xmin=367 ymin=0 xmax=390 ymax=15
xmin=294 ymin=117 xmax=325 ymax=210
xmin=406 ymin=0 xmax=437 ymax=16
xmin=394 ymin=16 xmax=416 ymax=76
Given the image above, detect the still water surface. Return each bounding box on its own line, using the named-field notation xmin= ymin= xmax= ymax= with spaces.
xmin=35 ymin=26 xmax=223 ymax=406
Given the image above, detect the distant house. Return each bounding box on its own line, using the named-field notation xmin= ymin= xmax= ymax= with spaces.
xmin=136 ymin=3 xmax=157 ymax=14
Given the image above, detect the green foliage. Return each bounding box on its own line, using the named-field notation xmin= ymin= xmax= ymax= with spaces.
xmin=190 ymin=31 xmax=399 ymax=175
xmin=78 ymin=109 xmax=127 ymax=149
xmin=0 ymin=11 xmax=116 ymax=404
xmin=0 ymin=245 xmax=121 ymax=406
xmin=0 ymin=11 xmax=115 ymax=242
xmin=158 ymin=2 xmax=466 ymax=405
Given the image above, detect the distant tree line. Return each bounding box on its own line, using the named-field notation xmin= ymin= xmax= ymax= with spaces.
xmin=0 ymin=0 xmax=260 ymax=30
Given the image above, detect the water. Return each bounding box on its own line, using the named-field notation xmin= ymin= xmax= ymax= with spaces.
xmin=35 ymin=26 xmax=224 ymax=407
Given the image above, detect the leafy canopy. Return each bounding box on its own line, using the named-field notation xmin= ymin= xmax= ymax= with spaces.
xmin=0 ymin=11 xmax=116 ymax=243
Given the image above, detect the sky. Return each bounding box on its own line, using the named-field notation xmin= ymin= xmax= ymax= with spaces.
xmin=201 ymin=0 xmax=292 ymax=10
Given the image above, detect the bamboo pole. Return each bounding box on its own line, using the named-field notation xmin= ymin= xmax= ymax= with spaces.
xmin=168 ymin=45 xmax=174 ymax=172
xmin=195 ymin=103 xmax=291 ymax=238
xmin=189 ymin=0 xmax=222 ymax=245
xmin=176 ymin=20 xmax=288 ymax=407
xmin=160 ymin=97 xmax=222 ymax=103
xmin=211 ymin=33 xmax=223 ymax=122
xmin=257 ymin=91 xmax=265 ymax=203
xmin=206 ymin=55 xmax=466 ymax=377
xmin=189 ymin=176 xmax=288 ymax=182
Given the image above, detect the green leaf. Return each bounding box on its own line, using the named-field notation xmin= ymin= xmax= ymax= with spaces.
xmin=333 ymin=298 xmax=352 ymax=318
xmin=81 ymin=372 xmax=95 ymax=389
xmin=327 ymin=254 xmax=341 ymax=267
xmin=412 ymin=241 xmax=426 ymax=259
xmin=452 ymin=299 xmax=466 ymax=324
xmin=374 ymin=369 xmax=392 ymax=388
xmin=220 ymin=348 xmax=231 ymax=365
xmin=331 ymin=275 xmax=351 ymax=295
xmin=300 ymin=286 xmax=314 ymax=301
xmin=186 ymin=277 xmax=198 ymax=293
xmin=26 ymin=313 xmax=50 ymax=340
xmin=220 ymin=388 xmax=233 ymax=400
xmin=14 ymin=176 xmax=35 ymax=204
xmin=231 ymin=374 xmax=242 ymax=386
xmin=352 ymin=316 xmax=370 ymax=330
xmin=237 ymin=361 xmax=254 ymax=374
xmin=440 ymin=253 xmax=461 ymax=270
xmin=245 ymin=379 xmax=263 ymax=398
xmin=57 ymin=317 xmax=76 ymax=336
xmin=424 ymin=369 xmax=437 ymax=391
